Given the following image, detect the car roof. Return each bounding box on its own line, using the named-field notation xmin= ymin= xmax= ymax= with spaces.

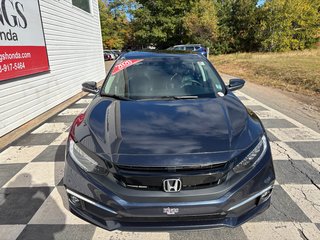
xmin=173 ymin=44 xmax=202 ymax=47
xmin=121 ymin=51 xmax=202 ymax=60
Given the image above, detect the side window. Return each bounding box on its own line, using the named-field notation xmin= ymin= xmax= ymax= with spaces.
xmin=104 ymin=72 xmax=125 ymax=95
xmin=72 ymin=0 xmax=91 ymax=13
xmin=186 ymin=46 xmax=194 ymax=51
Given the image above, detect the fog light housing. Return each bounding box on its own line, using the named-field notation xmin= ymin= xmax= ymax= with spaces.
xmin=69 ymin=194 xmax=81 ymax=207
xmin=258 ymin=189 xmax=272 ymax=205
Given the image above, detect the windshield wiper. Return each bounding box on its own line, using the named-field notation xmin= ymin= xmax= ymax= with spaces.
xmin=160 ymin=95 xmax=199 ymax=100
xmin=101 ymin=94 xmax=132 ymax=101
xmin=173 ymin=95 xmax=198 ymax=99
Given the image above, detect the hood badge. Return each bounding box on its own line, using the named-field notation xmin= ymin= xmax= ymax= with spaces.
xmin=163 ymin=207 xmax=179 ymax=215
xmin=163 ymin=178 xmax=182 ymax=192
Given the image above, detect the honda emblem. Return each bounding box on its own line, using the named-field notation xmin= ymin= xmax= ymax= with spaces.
xmin=163 ymin=179 xmax=182 ymax=192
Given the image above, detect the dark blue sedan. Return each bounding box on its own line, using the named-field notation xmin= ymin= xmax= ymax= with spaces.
xmin=64 ymin=51 xmax=275 ymax=231
xmin=172 ymin=44 xmax=208 ymax=57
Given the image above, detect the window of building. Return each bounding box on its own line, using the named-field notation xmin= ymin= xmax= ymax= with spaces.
xmin=72 ymin=0 xmax=91 ymax=13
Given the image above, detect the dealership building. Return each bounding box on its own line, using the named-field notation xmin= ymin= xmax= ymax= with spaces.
xmin=0 ymin=0 xmax=105 ymax=137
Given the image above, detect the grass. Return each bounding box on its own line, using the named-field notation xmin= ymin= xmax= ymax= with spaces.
xmin=210 ymin=48 xmax=320 ymax=95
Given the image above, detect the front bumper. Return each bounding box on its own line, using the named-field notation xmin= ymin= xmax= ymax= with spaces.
xmin=64 ymin=148 xmax=275 ymax=231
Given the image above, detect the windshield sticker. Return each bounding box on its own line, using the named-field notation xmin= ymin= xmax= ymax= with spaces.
xmin=112 ymin=59 xmax=143 ymax=75
xmin=217 ymin=92 xmax=225 ymax=97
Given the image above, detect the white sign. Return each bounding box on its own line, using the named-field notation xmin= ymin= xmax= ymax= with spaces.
xmin=0 ymin=0 xmax=49 ymax=81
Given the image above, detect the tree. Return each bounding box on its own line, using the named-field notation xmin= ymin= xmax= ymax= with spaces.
xmin=131 ymin=0 xmax=192 ymax=49
xmin=98 ymin=0 xmax=132 ymax=49
xmin=183 ymin=0 xmax=218 ymax=48
xmin=98 ymin=0 xmax=319 ymax=52
xmin=257 ymin=0 xmax=320 ymax=51
xmin=215 ymin=0 xmax=259 ymax=53
xmin=230 ymin=0 xmax=259 ymax=51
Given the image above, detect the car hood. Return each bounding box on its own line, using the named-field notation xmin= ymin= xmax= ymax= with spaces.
xmin=76 ymin=95 xmax=264 ymax=166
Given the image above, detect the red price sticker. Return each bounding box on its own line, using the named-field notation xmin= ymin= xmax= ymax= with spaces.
xmin=112 ymin=59 xmax=143 ymax=75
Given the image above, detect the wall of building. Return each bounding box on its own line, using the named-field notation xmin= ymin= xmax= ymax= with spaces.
xmin=0 ymin=0 xmax=105 ymax=137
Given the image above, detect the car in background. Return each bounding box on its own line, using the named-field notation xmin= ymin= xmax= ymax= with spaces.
xmin=111 ymin=50 xmax=122 ymax=58
xmin=103 ymin=52 xmax=112 ymax=61
xmin=64 ymin=51 xmax=275 ymax=231
xmin=103 ymin=50 xmax=116 ymax=61
xmin=172 ymin=44 xmax=208 ymax=58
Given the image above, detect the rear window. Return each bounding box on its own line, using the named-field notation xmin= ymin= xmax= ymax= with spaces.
xmin=173 ymin=46 xmax=184 ymax=50
xmin=186 ymin=46 xmax=194 ymax=51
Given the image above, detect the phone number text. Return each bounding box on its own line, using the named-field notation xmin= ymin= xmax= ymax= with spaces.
xmin=0 ymin=62 xmax=26 ymax=73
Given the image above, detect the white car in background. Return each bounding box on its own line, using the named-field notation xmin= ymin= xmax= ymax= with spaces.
xmin=103 ymin=50 xmax=116 ymax=60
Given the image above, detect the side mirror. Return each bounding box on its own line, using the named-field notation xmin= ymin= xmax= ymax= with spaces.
xmin=228 ymin=78 xmax=245 ymax=91
xmin=82 ymin=81 xmax=99 ymax=94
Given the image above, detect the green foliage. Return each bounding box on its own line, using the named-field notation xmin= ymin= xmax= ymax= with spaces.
xmin=215 ymin=0 xmax=259 ymax=53
xmin=98 ymin=0 xmax=131 ymax=49
xmin=257 ymin=0 xmax=320 ymax=52
xmin=131 ymin=0 xmax=192 ymax=49
xmin=98 ymin=0 xmax=320 ymax=53
xmin=183 ymin=0 xmax=218 ymax=48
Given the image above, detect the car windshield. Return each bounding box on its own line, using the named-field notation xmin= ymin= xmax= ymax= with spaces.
xmin=102 ymin=55 xmax=225 ymax=100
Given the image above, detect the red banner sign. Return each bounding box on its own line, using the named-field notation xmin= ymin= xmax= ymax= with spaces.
xmin=112 ymin=59 xmax=143 ymax=75
xmin=0 ymin=0 xmax=49 ymax=81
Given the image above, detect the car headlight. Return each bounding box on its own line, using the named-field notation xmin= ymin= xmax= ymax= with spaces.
xmin=69 ymin=139 xmax=108 ymax=175
xmin=233 ymin=135 xmax=268 ymax=173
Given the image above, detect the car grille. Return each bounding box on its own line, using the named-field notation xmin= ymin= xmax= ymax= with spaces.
xmin=120 ymin=212 xmax=227 ymax=223
xmin=113 ymin=163 xmax=229 ymax=191
xmin=116 ymin=162 xmax=226 ymax=172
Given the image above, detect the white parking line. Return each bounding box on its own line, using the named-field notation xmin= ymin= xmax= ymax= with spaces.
xmin=237 ymin=91 xmax=320 ymax=141
xmin=58 ymin=108 xmax=83 ymax=116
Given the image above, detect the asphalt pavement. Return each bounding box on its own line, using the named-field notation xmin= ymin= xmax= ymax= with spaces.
xmin=0 ymin=62 xmax=319 ymax=240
